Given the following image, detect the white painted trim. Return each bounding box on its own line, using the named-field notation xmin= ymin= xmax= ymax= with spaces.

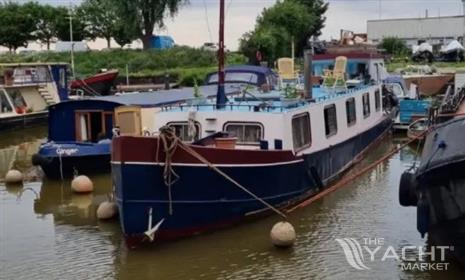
xmin=111 ymin=159 xmax=304 ymax=168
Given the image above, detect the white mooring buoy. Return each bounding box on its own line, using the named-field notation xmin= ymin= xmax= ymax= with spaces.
xmin=270 ymin=221 xmax=296 ymax=248
xmin=5 ymin=169 xmax=23 ymax=184
xmin=97 ymin=201 xmax=118 ymax=219
xmin=71 ymin=175 xmax=94 ymax=193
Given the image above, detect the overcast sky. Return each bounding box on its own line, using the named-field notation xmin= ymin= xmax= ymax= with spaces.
xmin=13 ymin=0 xmax=465 ymax=50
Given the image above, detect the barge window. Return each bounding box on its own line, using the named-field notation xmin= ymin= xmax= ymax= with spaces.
xmin=363 ymin=92 xmax=370 ymax=118
xmin=374 ymin=89 xmax=381 ymax=111
xmin=324 ymin=104 xmax=337 ymax=137
xmin=168 ymin=122 xmax=200 ymax=142
xmin=346 ymin=98 xmax=356 ymax=126
xmin=0 ymin=91 xmax=13 ymax=113
xmin=292 ymin=113 xmax=311 ymax=150
xmin=224 ymin=122 xmax=263 ymax=144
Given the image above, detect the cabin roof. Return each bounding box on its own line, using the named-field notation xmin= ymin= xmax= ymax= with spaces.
xmin=92 ymin=84 xmax=242 ymax=107
xmin=160 ymin=86 xmax=370 ymax=114
xmin=222 ymin=65 xmax=276 ymax=75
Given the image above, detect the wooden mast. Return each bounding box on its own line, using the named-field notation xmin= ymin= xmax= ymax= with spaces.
xmin=216 ymin=0 xmax=226 ymax=109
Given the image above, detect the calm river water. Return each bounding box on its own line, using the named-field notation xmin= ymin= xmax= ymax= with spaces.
xmin=1 ymin=126 xmax=464 ymax=280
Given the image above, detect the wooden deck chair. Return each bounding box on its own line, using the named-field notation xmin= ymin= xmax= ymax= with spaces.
xmin=322 ymin=56 xmax=348 ymax=90
xmin=277 ymin=57 xmax=297 ymax=82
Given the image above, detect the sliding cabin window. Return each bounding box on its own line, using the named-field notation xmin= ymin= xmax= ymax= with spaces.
xmin=292 ymin=113 xmax=311 ymax=151
xmin=363 ymin=92 xmax=371 ymax=118
xmin=346 ymin=98 xmax=357 ymax=126
xmin=75 ymin=111 xmax=114 ymax=142
xmin=374 ymin=89 xmax=381 ymax=111
xmin=0 ymin=91 xmax=13 ymax=113
xmin=324 ymin=104 xmax=338 ymax=137
xmin=224 ymin=122 xmax=263 ymax=145
xmin=168 ymin=122 xmax=201 ymax=142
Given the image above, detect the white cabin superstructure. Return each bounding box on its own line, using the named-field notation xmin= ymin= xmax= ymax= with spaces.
xmin=149 ymin=84 xmax=384 ymax=155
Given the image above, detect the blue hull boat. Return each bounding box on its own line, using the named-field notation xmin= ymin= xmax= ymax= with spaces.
xmin=112 ymin=118 xmax=392 ymax=245
xmin=33 ymin=141 xmax=111 ymax=178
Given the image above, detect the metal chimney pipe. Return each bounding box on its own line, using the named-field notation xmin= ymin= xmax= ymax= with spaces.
xmin=304 ymin=48 xmax=313 ymax=100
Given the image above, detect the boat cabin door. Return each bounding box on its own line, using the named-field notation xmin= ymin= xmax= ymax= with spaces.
xmin=115 ymin=106 xmax=142 ymax=136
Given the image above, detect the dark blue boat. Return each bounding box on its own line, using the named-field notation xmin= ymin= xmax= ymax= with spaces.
xmin=111 ymin=50 xmax=395 ymax=245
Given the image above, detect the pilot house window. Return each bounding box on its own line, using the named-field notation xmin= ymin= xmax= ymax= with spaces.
xmin=224 ymin=122 xmax=263 ymax=144
xmin=292 ymin=113 xmax=311 ymax=150
xmin=168 ymin=122 xmax=201 ymax=142
xmin=324 ymin=104 xmax=337 ymax=137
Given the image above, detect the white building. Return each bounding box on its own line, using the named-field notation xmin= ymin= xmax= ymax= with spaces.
xmin=367 ymin=15 xmax=465 ymax=48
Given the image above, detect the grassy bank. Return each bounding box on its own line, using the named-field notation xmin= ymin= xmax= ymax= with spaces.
xmin=0 ymin=46 xmax=247 ymax=86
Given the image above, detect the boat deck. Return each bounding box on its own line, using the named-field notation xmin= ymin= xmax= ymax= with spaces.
xmin=160 ymin=85 xmax=372 ymax=113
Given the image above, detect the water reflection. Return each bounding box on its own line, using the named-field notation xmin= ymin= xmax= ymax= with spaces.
xmin=1 ymin=130 xmax=464 ymax=279
xmin=0 ymin=125 xmax=46 ymax=179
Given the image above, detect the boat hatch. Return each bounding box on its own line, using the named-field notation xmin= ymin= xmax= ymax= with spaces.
xmin=115 ymin=106 xmax=142 ymax=136
xmin=75 ymin=110 xmax=114 ymax=142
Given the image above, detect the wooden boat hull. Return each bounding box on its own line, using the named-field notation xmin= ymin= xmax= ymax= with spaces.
xmin=404 ymin=74 xmax=454 ymax=96
xmin=112 ymin=118 xmax=392 ymax=245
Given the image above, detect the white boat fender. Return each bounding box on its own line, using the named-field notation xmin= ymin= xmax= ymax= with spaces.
xmin=270 ymin=221 xmax=296 ymax=248
xmin=71 ymin=175 xmax=94 ymax=193
xmin=97 ymin=201 xmax=118 ymax=219
xmin=5 ymin=169 xmax=23 ymax=184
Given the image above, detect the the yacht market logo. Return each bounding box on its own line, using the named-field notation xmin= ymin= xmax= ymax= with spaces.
xmin=335 ymin=238 xmax=452 ymax=271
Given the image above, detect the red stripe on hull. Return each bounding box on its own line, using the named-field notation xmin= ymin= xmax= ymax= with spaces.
xmin=112 ymin=136 xmax=299 ymax=165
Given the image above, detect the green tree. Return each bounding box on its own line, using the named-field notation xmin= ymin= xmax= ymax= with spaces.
xmin=0 ymin=2 xmax=36 ymax=52
xmin=24 ymin=3 xmax=58 ymax=50
xmin=113 ymin=22 xmax=137 ymax=48
xmin=112 ymin=0 xmax=188 ymax=49
xmin=53 ymin=6 xmax=90 ymax=42
xmin=239 ymin=0 xmax=326 ymax=63
xmin=81 ymin=0 xmax=118 ymax=48
xmin=380 ymin=37 xmax=410 ymax=57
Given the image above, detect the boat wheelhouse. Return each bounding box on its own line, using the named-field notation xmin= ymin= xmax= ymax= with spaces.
xmin=0 ymin=63 xmax=69 ymax=131
xmin=111 ymin=53 xmax=394 ymax=244
xmin=312 ymin=52 xmax=388 ymax=87
xmin=205 ymin=65 xmax=279 ymax=90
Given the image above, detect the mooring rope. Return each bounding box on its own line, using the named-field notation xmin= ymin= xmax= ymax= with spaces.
xmin=159 ymin=127 xmax=180 ymax=215
xmin=286 ymin=128 xmax=430 ymax=213
xmin=158 ymin=126 xmax=287 ymax=219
